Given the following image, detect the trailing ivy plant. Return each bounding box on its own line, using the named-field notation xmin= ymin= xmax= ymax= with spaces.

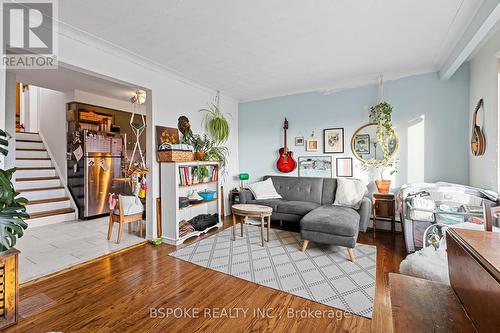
xmin=369 ymin=101 xmax=394 ymax=157
xmin=0 ymin=129 xmax=29 ymax=251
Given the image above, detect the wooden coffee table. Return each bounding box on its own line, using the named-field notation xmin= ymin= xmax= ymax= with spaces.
xmin=231 ymin=204 xmax=272 ymax=246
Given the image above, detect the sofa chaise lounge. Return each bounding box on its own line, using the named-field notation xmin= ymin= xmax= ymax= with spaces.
xmin=239 ymin=175 xmax=371 ymax=261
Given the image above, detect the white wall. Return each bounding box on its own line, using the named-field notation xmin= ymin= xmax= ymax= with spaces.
xmin=38 ymin=87 xmax=74 ymax=181
xmin=1 ymin=26 xmax=240 ymax=239
xmin=73 ymin=90 xmax=137 ymax=114
xmin=4 ymin=72 xmax=16 ymax=169
xmin=469 ymin=27 xmax=500 ymax=190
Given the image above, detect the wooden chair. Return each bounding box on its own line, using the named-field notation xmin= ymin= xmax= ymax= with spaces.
xmin=107 ymin=195 xmax=144 ymax=243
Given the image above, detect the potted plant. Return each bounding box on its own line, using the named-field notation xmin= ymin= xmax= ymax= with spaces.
xmin=193 ymin=166 xmax=209 ymax=183
xmin=190 ymin=134 xmax=213 ymax=160
xmin=0 ymin=129 xmax=29 ymax=329
xmin=368 ymin=101 xmax=398 ymax=192
xmin=199 ymin=92 xmax=230 ymax=144
xmin=375 ymin=159 xmax=398 ymax=193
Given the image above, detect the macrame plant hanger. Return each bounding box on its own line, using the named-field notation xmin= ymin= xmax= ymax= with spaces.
xmin=378 ymin=74 xmax=384 ymax=102
xmin=128 ymin=90 xmax=146 ymax=170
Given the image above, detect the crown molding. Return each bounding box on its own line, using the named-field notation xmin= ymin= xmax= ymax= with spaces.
xmin=56 ymin=22 xmax=239 ymax=104
xmin=241 ymin=67 xmax=437 ymax=103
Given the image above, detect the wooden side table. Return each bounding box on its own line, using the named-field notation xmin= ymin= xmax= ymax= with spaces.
xmin=229 ymin=189 xmax=242 ymax=207
xmin=231 ymin=204 xmax=272 ymax=247
xmin=372 ymin=192 xmax=396 ymax=236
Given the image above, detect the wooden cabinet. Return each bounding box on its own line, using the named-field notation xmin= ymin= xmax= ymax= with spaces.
xmin=390 ymin=228 xmax=500 ymax=333
xmin=372 ymin=192 xmax=396 ymax=235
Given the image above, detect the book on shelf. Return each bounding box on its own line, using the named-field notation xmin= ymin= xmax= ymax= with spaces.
xmin=178 ymin=165 xmax=218 ymax=186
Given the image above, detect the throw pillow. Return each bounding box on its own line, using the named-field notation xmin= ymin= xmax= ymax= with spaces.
xmin=334 ymin=178 xmax=366 ymax=209
xmin=248 ymin=178 xmax=282 ymax=200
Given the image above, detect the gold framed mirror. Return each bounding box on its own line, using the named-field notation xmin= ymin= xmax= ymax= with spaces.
xmin=350 ymin=123 xmax=399 ymax=165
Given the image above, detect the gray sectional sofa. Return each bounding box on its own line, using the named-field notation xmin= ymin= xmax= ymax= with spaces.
xmin=239 ymin=175 xmax=371 ymax=261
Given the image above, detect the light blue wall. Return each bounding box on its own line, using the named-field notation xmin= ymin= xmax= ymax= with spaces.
xmin=239 ymin=65 xmax=470 ymax=189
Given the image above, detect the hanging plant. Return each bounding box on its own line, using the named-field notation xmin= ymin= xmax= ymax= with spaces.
xmin=369 ymin=101 xmax=393 ymax=135
xmin=369 ymin=101 xmax=394 ymax=157
xmin=199 ymin=92 xmax=230 ymax=144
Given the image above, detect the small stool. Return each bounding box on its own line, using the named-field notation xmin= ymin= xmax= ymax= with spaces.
xmin=231 ymin=204 xmax=272 ymax=246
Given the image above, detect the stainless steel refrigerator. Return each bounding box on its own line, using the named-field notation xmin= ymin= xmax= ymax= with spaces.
xmin=68 ymin=131 xmax=125 ymax=219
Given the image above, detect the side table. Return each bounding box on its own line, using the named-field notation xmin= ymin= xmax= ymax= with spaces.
xmin=372 ymin=192 xmax=396 ymax=236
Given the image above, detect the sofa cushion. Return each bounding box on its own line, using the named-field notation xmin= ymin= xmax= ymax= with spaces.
xmin=321 ymin=178 xmax=337 ymax=204
xmin=300 ymin=205 xmax=360 ymax=237
xmin=277 ymin=200 xmax=320 ymax=216
xmin=247 ymin=199 xmax=284 ymax=211
xmin=334 ymin=178 xmax=366 ymax=209
xmin=248 ymin=178 xmax=282 ymax=200
xmin=263 ymin=175 xmax=323 ymax=204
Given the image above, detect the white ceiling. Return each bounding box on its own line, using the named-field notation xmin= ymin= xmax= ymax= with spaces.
xmin=11 ymin=66 xmax=137 ymax=101
xmin=58 ymin=0 xmax=483 ymax=101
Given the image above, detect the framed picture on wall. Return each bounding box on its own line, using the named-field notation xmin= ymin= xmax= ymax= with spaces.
xmin=156 ymin=126 xmax=180 ymax=149
xmin=354 ymin=134 xmax=370 ymax=155
xmin=306 ymin=139 xmax=319 ymax=151
xmin=298 ymin=156 xmax=332 ymax=177
xmin=295 ymin=136 xmax=304 ymax=146
xmin=336 ymin=157 xmax=353 ymax=177
xmin=324 ymin=128 xmax=344 ymax=153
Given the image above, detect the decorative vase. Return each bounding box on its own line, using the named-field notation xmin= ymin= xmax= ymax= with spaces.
xmin=194 ymin=151 xmax=205 ymax=161
xmin=375 ymin=179 xmax=391 ymax=194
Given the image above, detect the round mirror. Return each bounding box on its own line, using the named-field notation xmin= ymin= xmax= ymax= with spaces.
xmin=351 ymin=123 xmax=399 ymax=165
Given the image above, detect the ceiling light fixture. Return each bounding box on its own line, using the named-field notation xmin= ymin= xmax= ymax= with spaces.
xmin=131 ymin=89 xmax=147 ymax=105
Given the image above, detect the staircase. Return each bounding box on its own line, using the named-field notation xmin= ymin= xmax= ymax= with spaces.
xmin=15 ymin=132 xmax=77 ymax=227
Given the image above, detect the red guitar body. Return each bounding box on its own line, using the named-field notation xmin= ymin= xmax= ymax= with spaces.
xmin=276 ymin=118 xmax=297 ymax=173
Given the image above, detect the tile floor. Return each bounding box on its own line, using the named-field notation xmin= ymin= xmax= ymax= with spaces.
xmin=16 ymin=217 xmax=145 ymax=283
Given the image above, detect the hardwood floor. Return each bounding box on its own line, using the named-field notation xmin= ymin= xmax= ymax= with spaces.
xmin=7 ymin=218 xmax=406 ymax=333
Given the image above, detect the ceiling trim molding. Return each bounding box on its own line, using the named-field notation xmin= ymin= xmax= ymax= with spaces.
xmin=241 ymin=67 xmax=437 ymax=103
xmin=440 ymin=0 xmax=500 ymax=80
xmin=56 ymin=22 xmax=239 ymax=103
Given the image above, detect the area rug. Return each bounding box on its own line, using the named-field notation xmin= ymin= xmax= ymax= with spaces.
xmin=170 ymin=225 xmax=376 ymax=318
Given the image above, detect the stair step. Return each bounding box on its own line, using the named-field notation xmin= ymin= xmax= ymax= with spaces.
xmin=15 ymin=168 xmax=56 ymax=178
xmin=17 ymin=186 xmax=66 ymax=201
xmin=15 ymin=177 xmax=61 ymax=190
xmin=28 ymin=207 xmax=75 ymax=219
xmin=25 ymin=198 xmax=71 ymax=214
xmin=17 ymin=131 xmax=39 ymax=135
xmin=15 ymin=132 xmax=40 ymax=141
xmin=16 ymin=150 xmax=49 ymax=159
xmin=26 ymin=197 xmax=69 ymax=205
xmin=16 ymin=158 xmax=52 ymax=168
xmin=16 ymin=157 xmax=51 ymax=160
xmin=26 ymin=210 xmax=77 ymax=227
xmin=16 ymin=167 xmax=55 ymax=170
xmin=16 ymin=148 xmax=46 ymax=151
xmin=16 ymin=141 xmax=45 ymax=149
xmin=16 ymin=176 xmax=59 ymax=182
xmin=16 ymin=139 xmax=42 ymax=143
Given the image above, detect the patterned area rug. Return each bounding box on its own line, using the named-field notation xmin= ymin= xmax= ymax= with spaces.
xmin=170 ymin=225 xmax=377 ymax=318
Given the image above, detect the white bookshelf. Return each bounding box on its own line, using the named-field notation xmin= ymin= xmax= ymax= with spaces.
xmin=160 ymin=161 xmax=222 ymax=245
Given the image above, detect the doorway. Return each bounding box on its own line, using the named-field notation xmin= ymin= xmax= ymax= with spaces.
xmin=5 ymin=64 xmax=153 ymax=283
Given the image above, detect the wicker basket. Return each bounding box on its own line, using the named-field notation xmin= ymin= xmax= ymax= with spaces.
xmin=157 ymin=150 xmax=194 ymax=162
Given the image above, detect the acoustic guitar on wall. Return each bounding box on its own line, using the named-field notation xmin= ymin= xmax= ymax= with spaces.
xmin=276 ymin=118 xmax=296 ymax=173
xmin=471 ymin=98 xmax=486 ymax=156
